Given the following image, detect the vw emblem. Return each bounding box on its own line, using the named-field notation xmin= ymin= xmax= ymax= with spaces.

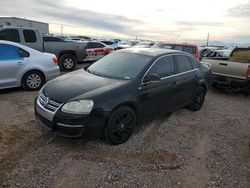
xmin=44 ymin=97 xmax=49 ymax=107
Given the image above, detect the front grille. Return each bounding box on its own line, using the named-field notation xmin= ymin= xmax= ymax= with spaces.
xmin=38 ymin=93 xmax=63 ymax=113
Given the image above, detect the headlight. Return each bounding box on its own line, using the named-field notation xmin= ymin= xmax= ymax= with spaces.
xmin=61 ymin=100 xmax=94 ymax=114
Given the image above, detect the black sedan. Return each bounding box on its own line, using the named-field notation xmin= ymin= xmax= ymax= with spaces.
xmin=35 ymin=48 xmax=210 ymax=144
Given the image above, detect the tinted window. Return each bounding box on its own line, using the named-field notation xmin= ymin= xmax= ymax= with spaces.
xmin=148 ymin=56 xmax=175 ymax=78
xmin=188 ymin=57 xmax=199 ymax=68
xmin=0 ymin=44 xmax=21 ymax=60
xmin=175 ymin=55 xmax=193 ymax=73
xmin=183 ymin=46 xmax=195 ymax=54
xmin=101 ymin=41 xmax=114 ymax=45
xmin=23 ymin=30 xmax=37 ymax=43
xmin=88 ymin=52 xmax=152 ymax=79
xmin=174 ymin=46 xmax=183 ymax=51
xmin=90 ymin=42 xmax=105 ymax=48
xmin=0 ymin=29 xmax=20 ymax=42
xmin=43 ymin=36 xmax=64 ymax=42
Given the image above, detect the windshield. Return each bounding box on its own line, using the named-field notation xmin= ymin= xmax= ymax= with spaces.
xmin=87 ymin=52 xmax=153 ymax=79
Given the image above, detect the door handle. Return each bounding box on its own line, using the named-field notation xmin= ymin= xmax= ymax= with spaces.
xmin=219 ymin=63 xmax=228 ymax=66
xmin=17 ymin=62 xmax=24 ymax=65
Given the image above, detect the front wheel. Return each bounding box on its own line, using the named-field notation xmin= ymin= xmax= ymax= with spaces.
xmin=59 ymin=54 xmax=77 ymax=71
xmin=189 ymin=86 xmax=206 ymax=111
xmin=104 ymin=106 xmax=136 ymax=145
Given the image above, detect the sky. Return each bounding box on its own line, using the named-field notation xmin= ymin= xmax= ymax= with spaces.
xmin=1 ymin=0 xmax=250 ymax=43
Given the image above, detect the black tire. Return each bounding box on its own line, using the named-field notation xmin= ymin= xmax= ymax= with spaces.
xmin=59 ymin=54 xmax=77 ymax=71
xmin=104 ymin=106 xmax=136 ymax=145
xmin=22 ymin=71 xmax=45 ymax=91
xmin=189 ymin=86 xmax=206 ymax=111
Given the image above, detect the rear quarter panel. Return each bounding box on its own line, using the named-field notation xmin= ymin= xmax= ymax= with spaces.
xmin=44 ymin=42 xmax=87 ymax=61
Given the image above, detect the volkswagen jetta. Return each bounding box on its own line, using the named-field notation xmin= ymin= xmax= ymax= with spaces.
xmin=35 ymin=48 xmax=210 ymax=144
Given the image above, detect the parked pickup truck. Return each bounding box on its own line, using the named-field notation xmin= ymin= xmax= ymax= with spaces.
xmin=0 ymin=27 xmax=87 ymax=71
xmin=203 ymin=48 xmax=250 ymax=93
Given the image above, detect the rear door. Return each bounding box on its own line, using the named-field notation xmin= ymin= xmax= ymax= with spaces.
xmin=173 ymin=55 xmax=198 ymax=106
xmin=0 ymin=44 xmax=28 ymax=88
xmin=139 ymin=55 xmax=178 ymax=118
xmin=85 ymin=42 xmax=106 ymax=61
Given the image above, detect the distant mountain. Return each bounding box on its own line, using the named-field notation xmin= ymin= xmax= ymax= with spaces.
xmin=196 ymin=41 xmax=250 ymax=48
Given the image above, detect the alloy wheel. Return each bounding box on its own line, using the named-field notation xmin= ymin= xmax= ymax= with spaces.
xmin=26 ymin=74 xmax=42 ymax=89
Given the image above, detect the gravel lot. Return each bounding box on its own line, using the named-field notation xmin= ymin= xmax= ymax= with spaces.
xmin=0 ymin=65 xmax=249 ymax=187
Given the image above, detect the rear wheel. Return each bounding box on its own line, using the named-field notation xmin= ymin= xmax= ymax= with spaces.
xmin=22 ymin=71 xmax=45 ymax=91
xmin=189 ymin=86 xmax=206 ymax=111
xmin=59 ymin=54 xmax=77 ymax=71
xmin=104 ymin=106 xmax=136 ymax=145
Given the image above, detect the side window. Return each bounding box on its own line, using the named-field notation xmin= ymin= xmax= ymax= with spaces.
xmin=0 ymin=29 xmax=20 ymax=43
xmin=23 ymin=30 xmax=37 ymax=43
xmin=183 ymin=46 xmax=195 ymax=54
xmin=19 ymin=48 xmax=30 ymax=58
xmin=86 ymin=43 xmax=93 ymax=49
xmin=0 ymin=44 xmax=21 ymax=60
xmin=188 ymin=57 xmax=199 ymax=68
xmin=175 ymin=55 xmax=193 ymax=73
xmin=174 ymin=46 xmax=183 ymax=51
xmin=87 ymin=42 xmax=104 ymax=49
xmin=148 ymin=56 xmax=175 ymax=78
xmin=93 ymin=43 xmax=105 ymax=48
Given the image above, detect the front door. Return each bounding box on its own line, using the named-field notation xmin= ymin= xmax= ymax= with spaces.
xmin=138 ymin=55 xmax=178 ymax=119
xmin=0 ymin=44 xmax=27 ymax=88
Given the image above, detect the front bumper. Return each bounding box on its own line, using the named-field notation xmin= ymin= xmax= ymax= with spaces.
xmin=35 ymin=97 xmax=108 ymax=138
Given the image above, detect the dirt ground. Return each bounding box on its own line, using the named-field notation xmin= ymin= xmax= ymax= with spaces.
xmin=0 ymin=71 xmax=249 ymax=187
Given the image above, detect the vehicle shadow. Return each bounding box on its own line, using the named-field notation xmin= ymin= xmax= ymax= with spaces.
xmin=209 ymin=86 xmax=250 ymax=97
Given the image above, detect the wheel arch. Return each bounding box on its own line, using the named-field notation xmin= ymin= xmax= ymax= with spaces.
xmin=20 ymin=69 xmax=46 ymax=86
xmin=101 ymin=101 xmax=138 ymax=134
xmin=200 ymin=82 xmax=207 ymax=93
xmin=59 ymin=51 xmax=77 ymax=58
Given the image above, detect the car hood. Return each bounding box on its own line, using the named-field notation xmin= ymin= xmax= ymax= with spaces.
xmin=42 ymin=69 xmax=128 ymax=103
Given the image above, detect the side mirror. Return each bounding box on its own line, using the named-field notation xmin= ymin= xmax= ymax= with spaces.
xmin=143 ymin=74 xmax=161 ymax=84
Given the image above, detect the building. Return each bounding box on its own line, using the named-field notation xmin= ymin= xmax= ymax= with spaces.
xmin=0 ymin=17 xmax=49 ymax=34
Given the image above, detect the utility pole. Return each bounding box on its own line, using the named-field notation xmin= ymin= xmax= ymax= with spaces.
xmin=61 ymin=25 xmax=63 ymax=36
xmin=206 ymin=33 xmax=210 ymax=46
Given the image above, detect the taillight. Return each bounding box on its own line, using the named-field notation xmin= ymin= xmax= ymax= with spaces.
xmin=52 ymin=57 xmax=58 ymax=63
xmin=247 ymin=65 xmax=250 ymax=77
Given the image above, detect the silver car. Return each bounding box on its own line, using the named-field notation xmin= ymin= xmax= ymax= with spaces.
xmin=0 ymin=40 xmax=60 ymax=90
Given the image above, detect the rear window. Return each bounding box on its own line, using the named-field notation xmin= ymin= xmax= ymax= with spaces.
xmin=0 ymin=29 xmax=20 ymax=43
xmin=175 ymin=55 xmax=193 ymax=73
xmin=23 ymin=30 xmax=37 ymax=43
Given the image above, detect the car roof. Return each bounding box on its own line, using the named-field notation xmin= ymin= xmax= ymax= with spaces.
xmin=158 ymin=42 xmax=197 ymax=48
xmin=118 ymin=48 xmax=188 ymax=57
